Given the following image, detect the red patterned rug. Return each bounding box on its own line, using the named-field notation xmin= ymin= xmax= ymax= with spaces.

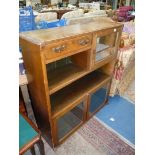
xmin=78 ymin=117 xmax=135 ymax=155
xmin=55 ymin=117 xmax=134 ymax=155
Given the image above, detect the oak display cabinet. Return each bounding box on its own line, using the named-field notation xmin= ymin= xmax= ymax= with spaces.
xmin=19 ymin=18 xmax=123 ymax=147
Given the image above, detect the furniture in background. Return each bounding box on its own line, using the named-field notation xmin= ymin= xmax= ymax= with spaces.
xmin=19 ymin=112 xmax=45 ymax=155
xmin=19 ymin=73 xmax=34 ymax=118
xmin=19 ymin=37 xmax=31 ymax=117
xmin=61 ymin=9 xmax=107 ymax=24
xmin=19 ymin=0 xmax=26 ymax=8
xmin=84 ymin=9 xmax=107 ymax=17
xmin=79 ymin=2 xmax=100 ymax=10
xmin=40 ymin=9 xmax=73 ymax=19
xmin=20 ymin=18 xmax=123 ymax=147
xmin=116 ymin=6 xmax=135 ymax=22
xmin=35 ymin=12 xmax=57 ymax=23
xmin=110 ymin=21 xmax=135 ymax=96
xmin=61 ymin=9 xmax=84 ymax=19
xmin=67 ymin=16 xmax=110 ymax=25
xmin=19 ymin=88 xmax=28 ymax=116
xmin=40 ymin=0 xmax=50 ymax=5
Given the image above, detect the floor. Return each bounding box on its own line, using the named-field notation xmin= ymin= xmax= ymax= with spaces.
xmin=96 ymin=95 xmax=135 ymax=145
xmin=24 ymin=80 xmax=135 ymax=155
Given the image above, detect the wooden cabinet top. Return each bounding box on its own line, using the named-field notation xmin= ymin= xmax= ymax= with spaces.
xmin=19 ymin=18 xmax=123 ymax=46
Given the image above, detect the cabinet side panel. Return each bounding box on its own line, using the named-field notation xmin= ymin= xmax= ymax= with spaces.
xmin=71 ymin=50 xmax=91 ymax=70
xmin=20 ymin=38 xmax=53 ymax=147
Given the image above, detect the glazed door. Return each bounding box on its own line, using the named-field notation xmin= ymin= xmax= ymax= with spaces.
xmin=94 ymin=28 xmax=120 ymax=64
xmin=55 ymin=99 xmax=87 ymax=145
xmin=88 ymin=81 xmax=110 ymax=118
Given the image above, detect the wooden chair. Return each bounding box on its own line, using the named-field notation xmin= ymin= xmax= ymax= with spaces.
xmin=19 ymin=87 xmax=27 ymax=116
xmin=19 ymin=112 xmax=45 ymax=155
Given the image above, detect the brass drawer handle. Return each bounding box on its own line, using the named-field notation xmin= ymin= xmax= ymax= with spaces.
xmin=79 ymin=39 xmax=90 ymax=46
xmin=52 ymin=45 xmax=66 ymax=53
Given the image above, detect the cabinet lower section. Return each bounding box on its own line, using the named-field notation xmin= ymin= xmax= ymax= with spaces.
xmin=50 ymin=78 xmax=110 ymax=146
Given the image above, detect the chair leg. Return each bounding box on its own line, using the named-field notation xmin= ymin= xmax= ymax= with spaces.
xmin=30 ymin=146 xmax=36 ymax=155
xmin=37 ymin=139 xmax=45 ymax=155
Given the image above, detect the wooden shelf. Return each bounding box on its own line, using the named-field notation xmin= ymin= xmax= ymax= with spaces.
xmin=96 ymin=43 xmax=110 ymax=53
xmin=47 ymin=63 xmax=87 ymax=94
xmin=95 ymin=51 xmax=111 ymax=62
xmin=94 ymin=47 xmax=116 ymax=65
xmin=50 ymin=71 xmax=111 ymax=118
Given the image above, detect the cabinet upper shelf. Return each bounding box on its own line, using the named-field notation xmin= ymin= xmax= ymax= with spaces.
xmin=19 ymin=17 xmax=123 ymax=46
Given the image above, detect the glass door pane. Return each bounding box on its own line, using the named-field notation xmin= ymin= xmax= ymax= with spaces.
xmin=95 ymin=32 xmax=117 ymax=62
xmin=57 ymin=102 xmax=84 ymax=141
xmin=89 ymin=86 xmax=108 ymax=116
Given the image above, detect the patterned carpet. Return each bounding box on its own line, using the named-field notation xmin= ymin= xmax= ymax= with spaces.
xmin=55 ymin=117 xmax=134 ymax=155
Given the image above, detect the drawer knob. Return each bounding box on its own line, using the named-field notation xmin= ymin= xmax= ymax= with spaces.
xmin=53 ymin=45 xmax=66 ymax=53
xmin=79 ymin=39 xmax=89 ymax=46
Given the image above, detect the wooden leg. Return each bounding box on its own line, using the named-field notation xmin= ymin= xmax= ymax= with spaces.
xmin=19 ymin=87 xmax=28 ymax=116
xmin=30 ymin=146 xmax=36 ymax=155
xmin=20 ymin=85 xmax=31 ymax=116
xmin=37 ymin=139 xmax=45 ymax=155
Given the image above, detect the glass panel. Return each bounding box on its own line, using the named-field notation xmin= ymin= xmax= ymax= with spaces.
xmin=57 ymin=102 xmax=84 ymax=140
xmin=96 ymin=33 xmax=116 ymax=52
xmin=89 ymin=87 xmax=107 ymax=115
xmin=46 ymin=57 xmax=72 ymax=72
xmin=95 ymin=32 xmax=117 ymax=62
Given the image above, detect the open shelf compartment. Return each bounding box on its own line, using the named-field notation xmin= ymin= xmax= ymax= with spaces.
xmin=50 ymin=70 xmax=111 ymax=118
xmin=46 ymin=50 xmax=90 ymax=94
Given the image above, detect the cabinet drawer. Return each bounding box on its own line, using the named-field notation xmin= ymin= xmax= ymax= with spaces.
xmin=43 ymin=34 xmax=92 ymax=62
